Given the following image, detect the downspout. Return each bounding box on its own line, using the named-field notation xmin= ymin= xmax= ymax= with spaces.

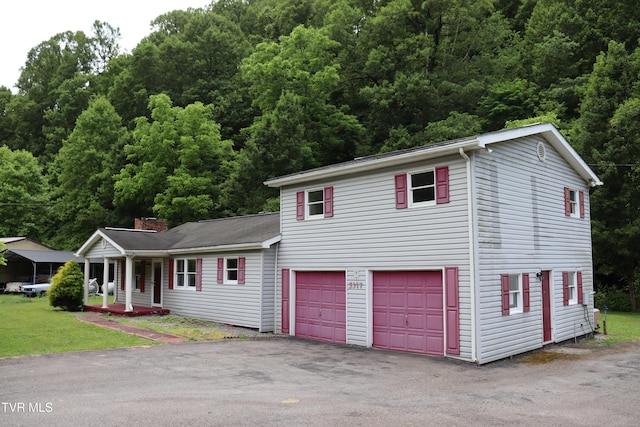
xmin=459 ymin=147 xmax=478 ymax=364
xmin=274 ymin=241 xmax=280 ymax=334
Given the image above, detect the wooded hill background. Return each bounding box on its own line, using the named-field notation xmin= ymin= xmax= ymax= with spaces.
xmin=1 ymin=0 xmax=640 ymax=306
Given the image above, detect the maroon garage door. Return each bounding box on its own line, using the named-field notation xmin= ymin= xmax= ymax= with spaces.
xmin=295 ymin=271 xmax=346 ymax=344
xmin=373 ymin=271 xmax=444 ymax=355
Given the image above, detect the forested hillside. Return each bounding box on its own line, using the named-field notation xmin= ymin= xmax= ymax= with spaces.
xmin=1 ymin=0 xmax=640 ymax=304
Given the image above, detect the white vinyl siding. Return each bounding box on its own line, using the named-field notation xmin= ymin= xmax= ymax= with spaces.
xmin=276 ymin=155 xmax=472 ymax=360
xmin=474 ymin=135 xmax=594 ymax=363
xmin=162 ymin=251 xmax=274 ymax=332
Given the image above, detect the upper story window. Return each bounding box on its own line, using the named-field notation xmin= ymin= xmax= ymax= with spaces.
xmin=564 ymin=187 xmax=585 ymax=218
xmin=296 ymin=187 xmax=333 ymax=220
xmin=410 ymin=170 xmax=436 ymax=206
xmin=395 ymin=166 xmax=449 ymax=209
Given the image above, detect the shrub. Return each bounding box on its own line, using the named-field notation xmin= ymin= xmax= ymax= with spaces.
xmin=48 ymin=261 xmax=84 ymax=311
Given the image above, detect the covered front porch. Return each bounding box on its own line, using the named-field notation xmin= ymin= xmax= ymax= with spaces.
xmin=84 ymin=303 xmax=170 ymax=317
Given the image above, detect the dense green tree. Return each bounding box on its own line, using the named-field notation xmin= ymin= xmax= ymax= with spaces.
xmin=114 ymin=94 xmax=235 ymax=226
xmin=47 ymin=96 xmax=128 ymax=249
xmin=0 ymin=145 xmax=48 ymax=240
xmin=574 ymin=42 xmax=640 ymax=309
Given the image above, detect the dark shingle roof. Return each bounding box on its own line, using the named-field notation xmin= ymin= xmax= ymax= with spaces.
xmin=169 ymin=213 xmax=280 ymax=249
xmin=99 ymin=213 xmax=280 ymax=252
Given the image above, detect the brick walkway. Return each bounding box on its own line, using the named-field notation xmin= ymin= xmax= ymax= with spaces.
xmin=78 ymin=315 xmax=185 ymax=343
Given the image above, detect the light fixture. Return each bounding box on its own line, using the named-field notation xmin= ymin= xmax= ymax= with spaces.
xmin=536 ymin=271 xmax=543 ymax=281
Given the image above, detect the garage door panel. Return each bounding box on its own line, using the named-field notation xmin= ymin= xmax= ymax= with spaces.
xmin=373 ymin=271 xmax=444 ymax=356
xmin=295 ymin=271 xmax=346 ymax=344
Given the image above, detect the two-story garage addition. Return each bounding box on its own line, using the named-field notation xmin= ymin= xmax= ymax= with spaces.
xmin=265 ymin=123 xmax=602 ymax=364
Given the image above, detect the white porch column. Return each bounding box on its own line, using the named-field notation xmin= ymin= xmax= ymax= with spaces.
xmin=102 ymin=258 xmax=110 ymax=309
xmin=83 ymin=259 xmax=90 ymax=305
xmin=125 ymin=256 xmax=133 ymax=312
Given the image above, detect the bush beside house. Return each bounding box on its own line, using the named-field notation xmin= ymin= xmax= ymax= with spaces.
xmin=48 ymin=261 xmax=84 ymax=311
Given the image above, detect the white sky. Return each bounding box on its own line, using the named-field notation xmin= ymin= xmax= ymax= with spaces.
xmin=0 ymin=0 xmax=211 ymax=91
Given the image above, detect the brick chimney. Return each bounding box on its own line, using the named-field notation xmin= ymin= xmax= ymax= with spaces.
xmin=134 ymin=217 xmax=168 ymax=232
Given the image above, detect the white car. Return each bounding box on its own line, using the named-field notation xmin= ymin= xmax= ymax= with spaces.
xmin=20 ymin=283 xmax=51 ymax=297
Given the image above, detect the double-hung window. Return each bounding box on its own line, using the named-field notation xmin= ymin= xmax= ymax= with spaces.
xmin=226 ymin=258 xmax=239 ymax=284
xmin=563 ymin=271 xmax=583 ymax=305
xmin=395 ymin=166 xmax=449 ymax=209
xmin=564 ymin=187 xmax=585 ymax=218
xmin=501 ymin=273 xmax=530 ymax=315
xmin=410 ymin=170 xmax=436 ymax=206
xmin=217 ymin=257 xmax=246 ymax=285
xmin=296 ymin=187 xmax=334 ymax=220
xmin=175 ymin=258 xmax=197 ymax=288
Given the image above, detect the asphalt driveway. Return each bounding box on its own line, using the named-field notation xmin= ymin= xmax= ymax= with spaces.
xmin=1 ymin=338 xmax=638 ymax=426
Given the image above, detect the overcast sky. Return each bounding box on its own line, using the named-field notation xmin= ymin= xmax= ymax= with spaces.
xmin=1 ymin=0 xmax=211 ymax=91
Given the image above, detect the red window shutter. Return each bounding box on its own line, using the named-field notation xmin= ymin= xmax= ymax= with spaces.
xmin=579 ymin=191 xmax=585 ymax=218
xmin=217 ymin=258 xmax=224 ymax=284
xmin=195 ymin=258 xmax=203 ymax=291
xmin=395 ymin=174 xmax=408 ymax=209
xmin=523 ymin=273 xmax=530 ymax=312
xmin=445 ymin=267 xmax=460 ymax=355
xmin=168 ymin=259 xmax=174 ymax=289
xmin=282 ymin=269 xmax=290 ymax=334
xmin=577 ymin=271 xmax=583 ymax=304
xmin=120 ymin=260 xmax=125 ymax=291
xmin=564 ymin=187 xmax=571 ymax=216
xmin=562 ymin=272 xmax=569 ymax=305
xmin=238 ymin=257 xmax=246 ymax=285
xmin=324 ymin=186 xmax=334 ymax=218
xmin=436 ymin=166 xmax=450 ymax=204
xmin=501 ymin=274 xmax=510 ymax=315
xmin=296 ymin=191 xmax=305 ymax=220
xmin=140 ymin=261 xmax=146 ymax=293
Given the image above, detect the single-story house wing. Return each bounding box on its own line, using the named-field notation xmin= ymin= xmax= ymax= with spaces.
xmin=76 ymin=213 xmax=281 ymax=332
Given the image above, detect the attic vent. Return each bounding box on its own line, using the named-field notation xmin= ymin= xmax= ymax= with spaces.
xmin=536 ymin=141 xmax=547 ymax=162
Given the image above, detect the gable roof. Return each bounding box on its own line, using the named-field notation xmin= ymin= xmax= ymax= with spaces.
xmin=264 ymin=123 xmax=602 ymax=188
xmin=76 ymin=213 xmax=281 ymax=257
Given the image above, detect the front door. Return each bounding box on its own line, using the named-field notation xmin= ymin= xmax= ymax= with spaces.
xmin=542 ymin=270 xmax=552 ymax=342
xmin=152 ymin=261 xmax=162 ymax=306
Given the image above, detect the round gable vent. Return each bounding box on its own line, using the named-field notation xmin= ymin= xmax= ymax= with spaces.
xmin=536 ymin=141 xmax=547 ymax=162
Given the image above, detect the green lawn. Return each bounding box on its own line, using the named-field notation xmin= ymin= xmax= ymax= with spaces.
xmin=596 ymin=311 xmax=640 ymax=345
xmin=0 ymin=294 xmax=155 ymax=358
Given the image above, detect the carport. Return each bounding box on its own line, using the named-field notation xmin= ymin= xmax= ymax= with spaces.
xmin=1 ymin=249 xmax=84 ymax=287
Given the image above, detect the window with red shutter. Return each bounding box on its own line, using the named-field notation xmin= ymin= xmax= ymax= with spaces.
xmin=579 ymin=191 xmax=585 ymax=218
xmin=238 ymin=257 xmax=246 ymax=284
xmin=296 ymin=191 xmax=305 ymax=220
xmin=435 ymin=166 xmax=450 ymax=204
xmin=523 ymin=273 xmax=530 ymax=312
xmin=395 ymin=174 xmax=408 ymax=209
xmin=501 ymin=274 xmax=510 ymax=315
xmin=563 ymin=272 xmax=569 ymax=305
xmin=217 ymin=258 xmax=224 ymax=284
xmin=577 ymin=271 xmax=583 ymax=304
xmin=324 ymin=186 xmax=333 ymax=218
xmin=195 ymin=258 xmax=203 ymax=291
xmin=168 ymin=259 xmax=174 ymax=289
